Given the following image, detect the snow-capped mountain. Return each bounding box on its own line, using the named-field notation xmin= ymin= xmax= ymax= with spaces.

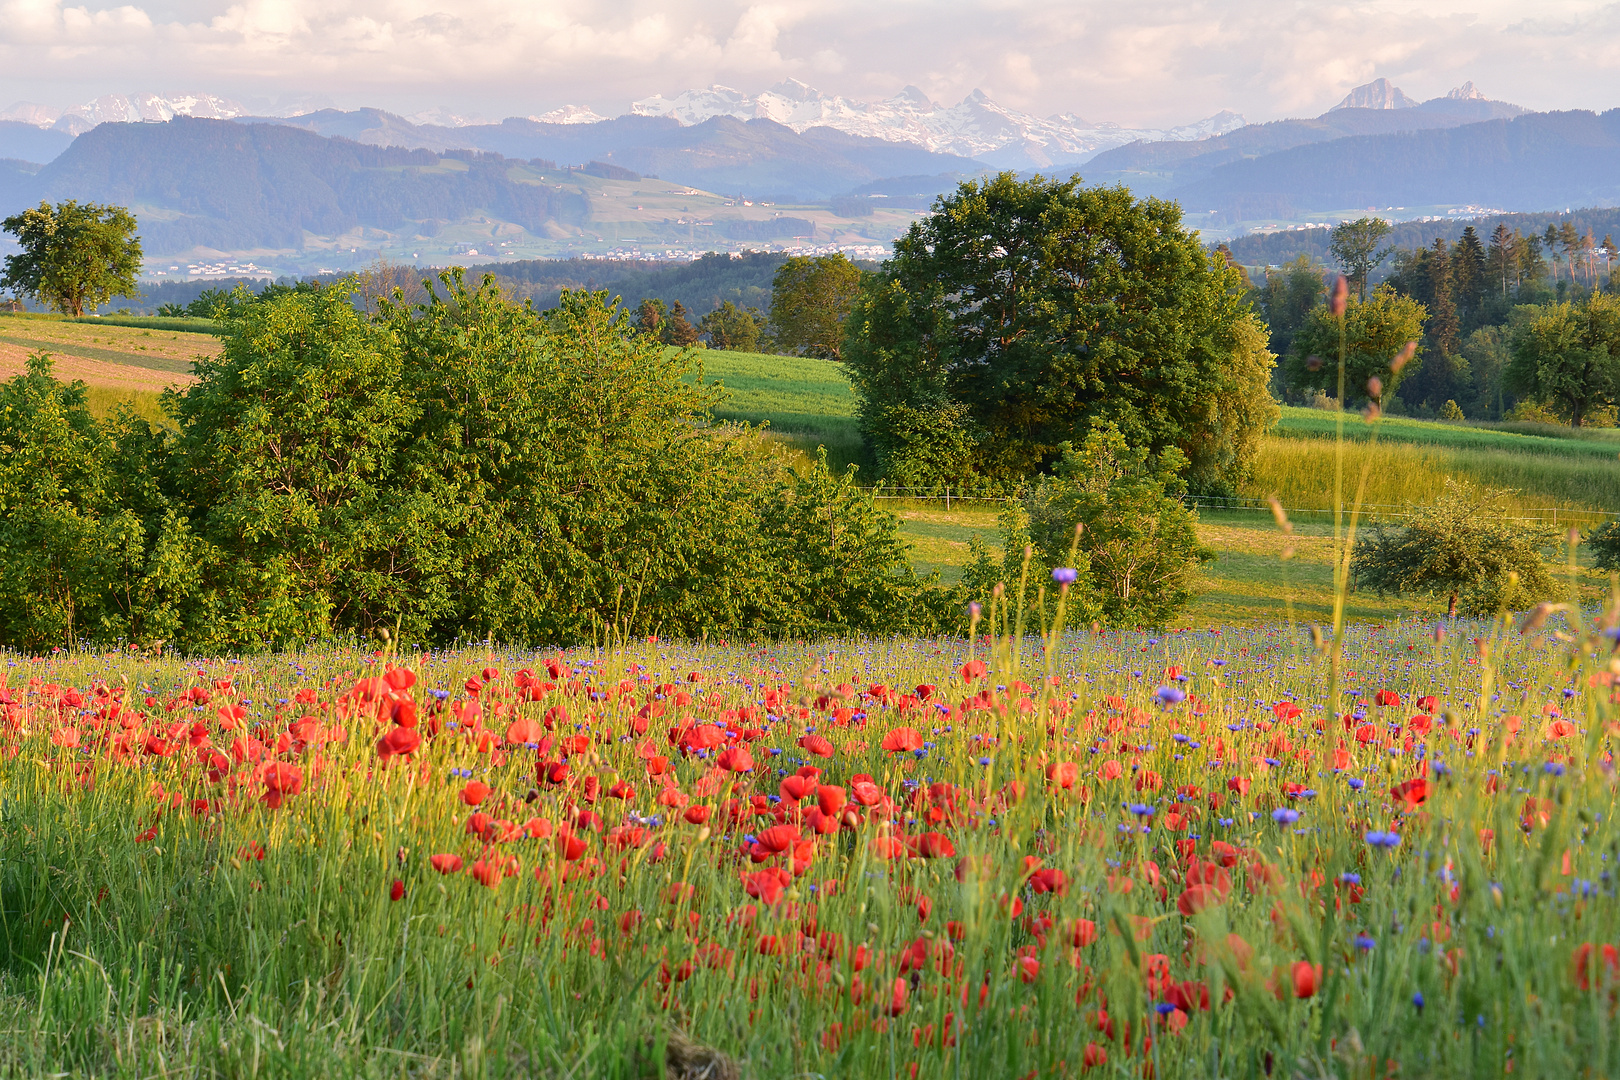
xmin=1 ymin=92 xmax=247 ymax=135
xmin=630 ymin=79 xmax=1245 ymax=167
xmin=529 ymin=105 xmax=611 ymax=126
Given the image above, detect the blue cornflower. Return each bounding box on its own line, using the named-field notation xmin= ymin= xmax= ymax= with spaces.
xmin=1354 ymin=933 xmax=1376 ymax=951
xmin=1347 ymin=778 xmax=1365 ymax=790
xmin=1412 ymin=991 xmax=1425 ymax=1011
xmin=1155 ymin=685 xmax=1186 ymax=705
xmin=1128 ymin=803 xmax=1156 ymax=817
xmin=1272 ymin=808 xmax=1300 ymax=824
xmin=1052 ymin=567 xmax=1079 ymax=586
xmin=1365 ymin=830 xmax=1401 ymax=849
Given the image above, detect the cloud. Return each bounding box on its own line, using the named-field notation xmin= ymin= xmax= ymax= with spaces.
xmin=1 ymin=0 xmax=1619 ymax=124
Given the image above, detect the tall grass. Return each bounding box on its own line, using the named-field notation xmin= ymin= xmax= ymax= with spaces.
xmin=81 ymin=385 xmax=170 ymax=426
xmin=1246 ymin=435 xmax=1620 ymax=522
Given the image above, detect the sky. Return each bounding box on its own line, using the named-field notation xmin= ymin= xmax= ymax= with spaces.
xmin=3 ymin=0 xmax=1620 ymax=125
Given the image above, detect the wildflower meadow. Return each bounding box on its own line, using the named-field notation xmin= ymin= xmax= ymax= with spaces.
xmin=4 ymin=583 xmax=1619 ymax=1078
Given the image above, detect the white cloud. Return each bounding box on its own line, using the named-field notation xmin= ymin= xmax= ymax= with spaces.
xmin=2 ymin=0 xmax=1619 ymax=125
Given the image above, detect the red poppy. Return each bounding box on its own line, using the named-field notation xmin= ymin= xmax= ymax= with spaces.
xmin=1177 ymin=884 xmax=1219 ymax=916
xmin=430 ymin=854 xmax=464 ymax=874
xmin=960 ymin=660 xmax=988 ymax=682
xmin=881 ymin=727 xmax=924 ymax=753
xmin=378 ymin=726 xmax=421 ymax=759
xmin=1291 ymin=960 xmax=1321 ymax=999
xmin=887 ymin=977 xmax=909 ymax=1016
xmin=1391 ymin=777 xmax=1428 ymax=808
xmin=1045 ymin=762 xmax=1079 ymax=789
xmin=1574 ymin=942 xmax=1620 ymax=991
xmin=1374 ymin=690 xmax=1401 ymax=707
xmin=912 ymin=832 xmax=956 ymax=859
xmin=798 ymin=733 xmax=834 ymax=757
xmin=717 ymin=746 xmax=754 ymax=772
xmin=389 ymin=879 xmax=406 ymax=901
xmin=460 ymin=780 xmax=492 ymax=806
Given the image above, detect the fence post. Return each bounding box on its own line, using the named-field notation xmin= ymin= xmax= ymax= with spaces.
xmin=945 ymin=486 xmax=952 ymax=511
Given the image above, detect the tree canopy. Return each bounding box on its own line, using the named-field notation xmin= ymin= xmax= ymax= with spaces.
xmin=1 ymin=200 xmax=143 ymax=317
xmin=1283 ymin=286 xmax=1427 ymax=404
xmin=1505 ymin=293 xmax=1620 ymax=427
xmin=768 ymin=254 xmax=865 ymax=361
xmin=1329 ymin=217 xmax=1394 ymax=302
xmin=0 ymin=276 xmax=953 ymax=652
xmin=843 ymin=172 xmax=1276 ymax=495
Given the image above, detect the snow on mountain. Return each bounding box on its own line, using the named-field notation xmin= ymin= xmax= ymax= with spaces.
xmin=529 ymin=105 xmax=611 ymax=126
xmin=630 ymin=79 xmax=1245 ymax=166
xmin=1 ymin=92 xmax=247 ymax=135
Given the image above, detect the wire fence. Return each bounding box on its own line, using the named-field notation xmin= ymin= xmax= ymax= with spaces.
xmin=856 ymin=486 xmax=1620 ymax=528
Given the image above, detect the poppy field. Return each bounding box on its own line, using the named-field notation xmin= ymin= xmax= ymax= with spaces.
xmin=3 ymin=596 xmax=1620 ymax=1079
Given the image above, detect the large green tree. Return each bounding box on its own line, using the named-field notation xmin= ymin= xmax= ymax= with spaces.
xmin=844 ymin=172 xmax=1276 ymax=494
xmin=1329 ymin=217 xmax=1394 ymax=302
xmin=1284 ymin=286 xmax=1427 ymax=403
xmin=1 ymin=200 xmax=143 ymax=317
xmin=768 ymin=254 xmax=865 ymax=360
xmin=1504 ymin=294 xmax=1620 ymax=428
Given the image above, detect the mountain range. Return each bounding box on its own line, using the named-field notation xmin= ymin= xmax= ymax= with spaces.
xmin=4 ymin=78 xmax=1617 ymax=268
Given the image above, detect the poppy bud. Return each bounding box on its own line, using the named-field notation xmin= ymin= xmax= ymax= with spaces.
xmin=1328 ymin=275 xmax=1348 ymax=316
xmin=390 ymin=879 xmax=406 ymax=901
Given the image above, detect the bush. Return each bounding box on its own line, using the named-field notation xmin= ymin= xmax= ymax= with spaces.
xmin=1351 ymin=479 xmax=1557 ymax=617
xmin=0 ymin=276 xmax=956 ymax=651
xmin=1590 ymin=520 xmax=1620 ymax=574
xmin=960 ymin=424 xmax=1212 ymax=628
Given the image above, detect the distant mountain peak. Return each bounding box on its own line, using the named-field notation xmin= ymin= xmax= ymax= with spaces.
xmin=529 ymin=104 xmax=609 ymax=126
xmin=629 ymin=81 xmax=1244 ymax=166
xmin=1332 ymin=78 xmax=1418 ymax=111
xmin=1 ymin=91 xmax=247 ymax=135
xmin=1446 ymin=81 xmax=1486 ymax=100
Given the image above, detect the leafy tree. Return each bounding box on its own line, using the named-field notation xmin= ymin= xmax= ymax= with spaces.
xmin=769 ymin=254 xmax=865 ymax=360
xmin=1505 ymin=294 xmax=1620 ymax=428
xmin=1352 ymin=480 xmax=1556 ymax=617
xmin=0 ymin=200 xmax=143 ymax=317
xmin=844 ymin=172 xmax=1275 ymax=494
xmin=0 ymin=353 xmax=201 ymax=650
xmin=698 ymin=301 xmax=763 ymax=352
xmin=962 ymin=424 xmax=1212 ymax=627
xmin=665 ymin=301 xmax=701 ymax=346
xmin=1588 ymin=520 xmax=1620 ymax=574
xmin=1329 ymin=217 xmax=1394 ymax=302
xmin=1284 ymin=286 xmax=1427 ymax=403
xmin=1252 ymin=254 xmax=1325 ymax=364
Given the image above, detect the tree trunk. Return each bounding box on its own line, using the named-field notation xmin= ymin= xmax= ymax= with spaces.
xmin=1447 ymin=593 xmax=1457 ymax=619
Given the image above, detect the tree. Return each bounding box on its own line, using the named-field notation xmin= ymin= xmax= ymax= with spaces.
xmin=1451 ymin=225 xmax=1486 ymax=322
xmin=698 ymin=301 xmax=762 ymax=352
xmin=1352 ymin=480 xmax=1556 ymax=617
xmin=1283 ymin=286 xmax=1426 ymax=403
xmin=665 ymin=301 xmax=701 ymax=346
xmin=1253 ymin=254 xmax=1325 ymax=363
xmin=1329 ymin=217 xmax=1393 ymax=302
xmin=1505 ymin=293 xmax=1620 ymax=428
xmin=1 ymin=200 xmax=143 ymax=317
xmin=1487 ymin=224 xmax=1518 ymax=299
xmin=844 ymin=172 xmax=1275 ymax=494
xmin=768 ymin=254 xmax=865 ymax=360
xmin=961 ymin=424 xmax=1212 ymax=627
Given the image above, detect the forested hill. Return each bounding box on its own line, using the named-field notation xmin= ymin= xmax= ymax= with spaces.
xmin=468 ymin=251 xmax=788 ymax=312
xmin=1223 ymin=207 xmax=1620 ymax=266
xmin=1083 ymin=95 xmax=1527 ymax=198
xmin=0 ymin=118 xmax=587 ymax=254
xmin=1174 ymin=110 xmax=1620 ymax=225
